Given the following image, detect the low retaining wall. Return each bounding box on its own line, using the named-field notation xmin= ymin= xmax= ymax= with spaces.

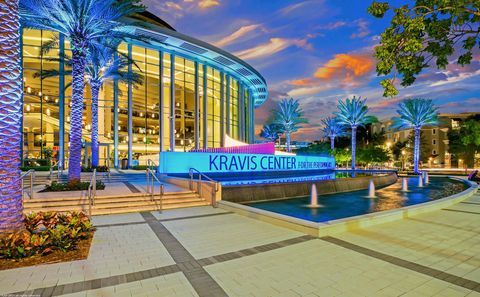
xmin=222 ymin=172 xmax=398 ymax=203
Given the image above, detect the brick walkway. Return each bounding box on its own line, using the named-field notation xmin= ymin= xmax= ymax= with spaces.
xmin=1 ymin=193 xmax=480 ymax=296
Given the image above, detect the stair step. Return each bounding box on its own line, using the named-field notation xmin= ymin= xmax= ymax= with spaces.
xmin=24 ymin=191 xmax=196 ymax=204
xmin=24 ymin=200 xmax=210 ymax=215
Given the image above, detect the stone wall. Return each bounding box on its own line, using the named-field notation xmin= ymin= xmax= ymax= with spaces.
xmin=221 ymin=173 xmax=398 ymax=203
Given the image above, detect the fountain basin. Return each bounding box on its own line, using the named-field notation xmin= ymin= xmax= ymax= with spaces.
xmin=218 ymin=177 xmax=478 ymax=237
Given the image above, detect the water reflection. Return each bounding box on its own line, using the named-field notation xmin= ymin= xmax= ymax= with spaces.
xmin=248 ymin=177 xmax=468 ymax=223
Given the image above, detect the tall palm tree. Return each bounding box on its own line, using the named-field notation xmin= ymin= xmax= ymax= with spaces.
xmin=260 ymin=123 xmax=283 ymax=144
xmin=0 ymin=0 xmax=23 ymax=232
xmin=38 ymin=44 xmax=143 ymax=167
xmin=392 ymin=98 xmax=438 ymax=174
xmin=334 ymin=96 xmax=376 ymax=170
xmin=20 ymin=0 xmax=144 ymax=183
xmin=274 ymin=98 xmax=308 ymax=152
xmin=321 ymin=117 xmax=346 ymax=150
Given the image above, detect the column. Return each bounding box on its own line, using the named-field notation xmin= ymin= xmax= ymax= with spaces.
xmin=239 ymin=84 xmax=245 ymax=142
xmin=220 ymin=73 xmax=225 ymax=146
xmin=225 ymin=75 xmax=230 ymax=136
xmin=194 ymin=61 xmax=200 ymax=150
xmin=249 ymin=91 xmax=254 ymax=144
xmin=58 ymin=33 xmax=65 ymax=169
xmin=169 ymin=54 xmax=175 ymax=151
xmin=159 ymin=51 xmax=164 ymax=153
xmin=113 ymin=79 xmax=119 ymax=168
xmin=127 ymin=43 xmax=133 ymax=167
xmin=202 ymin=64 xmax=208 ymax=149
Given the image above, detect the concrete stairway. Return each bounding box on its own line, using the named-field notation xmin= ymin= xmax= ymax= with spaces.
xmin=35 ymin=172 xmax=147 ymax=184
xmin=23 ymin=191 xmax=210 ymax=215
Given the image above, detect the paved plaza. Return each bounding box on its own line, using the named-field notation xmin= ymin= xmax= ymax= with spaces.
xmin=1 ymin=193 xmax=480 ymax=297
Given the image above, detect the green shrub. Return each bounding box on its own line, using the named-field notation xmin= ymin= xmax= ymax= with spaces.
xmin=21 ymin=166 xmax=52 ymax=171
xmin=41 ymin=181 xmax=105 ymax=192
xmin=0 ymin=211 xmax=95 ymax=259
xmin=131 ymin=165 xmax=148 ymax=170
xmin=81 ymin=166 xmax=109 ymax=172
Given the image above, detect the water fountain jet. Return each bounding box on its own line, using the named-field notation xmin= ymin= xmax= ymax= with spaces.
xmin=306 ymin=184 xmax=322 ymax=208
xmin=401 ymin=178 xmax=408 ymax=191
xmin=424 ymin=172 xmax=429 ymax=184
xmin=367 ymin=180 xmax=376 ymax=198
xmin=418 ymin=175 xmax=424 ymax=187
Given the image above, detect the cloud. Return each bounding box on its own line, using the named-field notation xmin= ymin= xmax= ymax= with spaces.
xmin=318 ymin=21 xmax=347 ymax=30
xmin=197 ymin=0 xmax=220 ymax=9
xmin=314 ymin=53 xmax=374 ymax=86
xmin=288 ymin=78 xmax=315 ymax=86
xmin=212 ymin=24 xmax=263 ymax=48
xmin=234 ymin=38 xmax=311 ymax=60
xmin=430 ymin=69 xmax=480 ymax=87
xmin=350 ymin=19 xmax=370 ymax=39
xmin=287 ymin=85 xmax=333 ymax=97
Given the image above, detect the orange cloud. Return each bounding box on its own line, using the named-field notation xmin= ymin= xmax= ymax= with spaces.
xmin=213 ymin=24 xmax=262 ymax=48
xmin=234 ymin=38 xmax=310 ymax=60
xmin=198 ymin=0 xmax=220 ymax=9
xmin=314 ymin=53 xmax=374 ymax=85
xmin=289 ymin=78 xmax=315 ymax=86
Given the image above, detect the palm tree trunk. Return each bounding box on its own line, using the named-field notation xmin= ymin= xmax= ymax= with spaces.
xmin=351 ymin=126 xmax=357 ymax=170
xmin=286 ymin=131 xmax=291 ymax=152
xmin=0 ymin=0 xmax=24 ymax=232
xmin=413 ymin=127 xmax=420 ymax=174
xmin=330 ymin=136 xmax=335 ymax=150
xmin=90 ymin=81 xmax=101 ymax=168
xmin=67 ymin=49 xmax=87 ymax=184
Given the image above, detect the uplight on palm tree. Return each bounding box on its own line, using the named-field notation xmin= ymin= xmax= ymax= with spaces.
xmin=20 ymin=0 xmax=144 ymax=183
xmin=321 ymin=117 xmax=346 ymax=150
xmin=0 ymin=0 xmax=23 ymax=232
xmin=392 ymin=98 xmax=438 ymax=174
xmin=260 ymin=123 xmax=283 ymax=144
xmin=334 ymin=96 xmax=376 ymax=170
xmin=274 ymin=98 xmax=308 ymax=152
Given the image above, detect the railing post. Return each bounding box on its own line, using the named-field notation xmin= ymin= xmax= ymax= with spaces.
xmin=30 ymin=172 xmax=34 ymax=199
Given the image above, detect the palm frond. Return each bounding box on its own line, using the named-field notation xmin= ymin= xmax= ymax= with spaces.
xmin=334 ymin=96 xmax=372 ymax=128
xmin=391 ymin=98 xmax=439 ymax=130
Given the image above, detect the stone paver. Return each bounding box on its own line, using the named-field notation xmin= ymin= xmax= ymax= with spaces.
xmin=162 ymin=212 xmax=303 ymax=259
xmin=1 ymin=193 xmax=480 ymax=296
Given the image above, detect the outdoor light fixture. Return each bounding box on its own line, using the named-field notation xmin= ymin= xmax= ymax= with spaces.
xmin=27 ymin=87 xmax=31 ymax=93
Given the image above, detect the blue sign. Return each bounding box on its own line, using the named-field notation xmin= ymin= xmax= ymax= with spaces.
xmin=159 ymin=152 xmax=335 ymax=174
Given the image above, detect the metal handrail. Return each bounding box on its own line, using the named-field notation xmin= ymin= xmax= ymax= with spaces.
xmin=0 ymin=169 xmax=35 ymax=200
xmin=146 ymin=167 xmax=164 ymax=212
xmin=146 ymin=159 xmax=158 ymax=194
xmin=189 ymin=168 xmax=219 ymax=207
xmin=87 ymin=169 xmax=97 ymax=218
xmin=20 ymin=169 xmax=35 ymax=199
xmin=48 ymin=161 xmax=61 ymax=181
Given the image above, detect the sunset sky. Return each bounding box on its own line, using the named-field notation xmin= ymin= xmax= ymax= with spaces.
xmin=143 ymin=0 xmax=480 ymax=141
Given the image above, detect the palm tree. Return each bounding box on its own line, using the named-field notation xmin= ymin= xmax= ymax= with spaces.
xmin=392 ymin=98 xmax=438 ymax=174
xmin=274 ymin=98 xmax=308 ymax=152
xmin=334 ymin=96 xmax=376 ymax=170
xmin=260 ymin=123 xmax=283 ymax=143
xmin=87 ymin=45 xmax=143 ymax=167
xmin=321 ymin=117 xmax=346 ymax=150
xmin=38 ymin=44 xmax=143 ymax=168
xmin=0 ymin=0 xmax=24 ymax=232
xmin=20 ymin=0 xmax=144 ymax=183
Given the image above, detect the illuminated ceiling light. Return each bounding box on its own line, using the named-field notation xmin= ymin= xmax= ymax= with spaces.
xmin=143 ymin=136 xmax=146 ymax=142
xmin=55 ymin=98 xmax=59 ymax=103
xmin=38 ymin=91 xmax=42 ymax=96
xmin=180 ymin=140 xmax=184 ymax=145
xmin=23 ymin=77 xmax=27 ymax=83
xmin=26 ymin=105 xmax=31 ymax=112
xmin=139 ymin=112 xmax=143 ymax=117
xmin=152 ymin=114 xmax=155 ymax=118
xmin=46 ymin=109 xmax=51 ymax=116
xmin=27 ymin=87 xmax=31 ymax=93
xmin=67 ymin=116 xmax=70 ymax=122
xmin=118 ymin=126 xmax=121 ymax=131
xmin=133 ymin=137 xmax=138 ymax=141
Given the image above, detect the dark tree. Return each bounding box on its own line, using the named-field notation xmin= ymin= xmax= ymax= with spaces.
xmin=369 ymin=1 xmax=480 ymax=97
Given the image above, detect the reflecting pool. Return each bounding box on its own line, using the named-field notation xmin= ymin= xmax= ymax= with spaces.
xmin=245 ymin=177 xmax=468 ymax=223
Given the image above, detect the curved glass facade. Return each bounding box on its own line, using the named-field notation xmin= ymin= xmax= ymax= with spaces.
xmin=21 ymin=27 xmax=261 ymax=168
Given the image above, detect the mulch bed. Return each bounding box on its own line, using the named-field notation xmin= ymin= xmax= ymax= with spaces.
xmin=0 ymin=233 xmax=94 ymax=271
